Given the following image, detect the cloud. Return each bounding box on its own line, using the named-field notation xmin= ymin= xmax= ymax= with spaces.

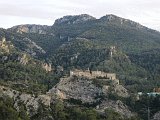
xmin=0 ymin=0 xmax=160 ymax=31
xmin=0 ymin=15 xmax=54 ymax=28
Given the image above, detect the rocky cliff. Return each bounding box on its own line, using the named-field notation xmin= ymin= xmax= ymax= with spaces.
xmin=96 ymin=99 xmax=133 ymax=118
xmin=54 ymin=14 xmax=96 ymax=25
xmin=153 ymin=111 xmax=160 ymax=120
xmin=49 ymin=76 xmax=103 ymax=103
xmin=0 ymin=74 xmax=133 ymax=118
xmin=0 ymin=85 xmax=51 ymax=117
xmin=99 ymin=14 xmax=145 ymax=29
xmin=8 ymin=24 xmax=51 ymax=34
xmin=48 ymin=76 xmax=132 ymax=117
xmin=49 ymin=76 xmax=129 ymax=101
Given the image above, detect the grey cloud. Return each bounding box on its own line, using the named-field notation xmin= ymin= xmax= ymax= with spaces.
xmin=0 ymin=0 xmax=160 ymax=30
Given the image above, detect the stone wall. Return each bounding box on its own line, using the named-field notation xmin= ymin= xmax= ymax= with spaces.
xmin=106 ymin=73 xmax=116 ymax=80
xmin=70 ymin=69 xmax=116 ymax=80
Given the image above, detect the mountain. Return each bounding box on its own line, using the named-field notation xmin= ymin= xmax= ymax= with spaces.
xmin=52 ymin=14 xmax=160 ymax=53
xmin=8 ymin=14 xmax=160 ymax=54
xmin=5 ymin=14 xmax=160 ymax=90
xmin=4 ymin=14 xmax=160 ymax=90
xmin=0 ymin=14 xmax=160 ymax=120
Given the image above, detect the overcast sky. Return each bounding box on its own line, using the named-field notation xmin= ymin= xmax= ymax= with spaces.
xmin=0 ymin=0 xmax=160 ymax=31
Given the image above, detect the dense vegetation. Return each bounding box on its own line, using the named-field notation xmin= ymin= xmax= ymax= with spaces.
xmin=0 ymin=49 xmax=59 ymax=94
xmin=0 ymin=95 xmax=29 ymax=120
xmin=0 ymin=14 xmax=160 ymax=119
xmin=14 ymin=14 xmax=160 ymax=92
xmin=48 ymin=100 xmax=140 ymax=120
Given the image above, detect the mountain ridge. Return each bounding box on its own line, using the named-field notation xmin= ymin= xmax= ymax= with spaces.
xmin=7 ymin=14 xmax=160 ymax=33
xmin=0 ymin=14 xmax=159 ymax=99
xmin=0 ymin=13 xmax=160 ymax=120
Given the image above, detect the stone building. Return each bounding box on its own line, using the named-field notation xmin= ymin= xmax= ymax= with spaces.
xmin=70 ymin=69 xmax=116 ymax=80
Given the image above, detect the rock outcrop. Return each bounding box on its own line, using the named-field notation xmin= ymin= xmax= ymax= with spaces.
xmin=42 ymin=63 xmax=52 ymax=72
xmin=9 ymin=24 xmax=51 ymax=34
xmin=114 ymin=85 xmax=129 ymax=98
xmin=97 ymin=99 xmax=133 ymax=118
xmin=49 ymin=76 xmax=102 ymax=103
xmin=18 ymin=53 xmax=29 ymax=65
xmin=49 ymin=76 xmax=129 ymax=101
xmin=54 ymin=14 xmax=96 ymax=25
xmin=0 ymin=74 xmax=132 ymax=118
xmin=0 ymin=37 xmax=14 ymax=53
xmin=0 ymin=85 xmax=51 ymax=117
xmin=99 ymin=14 xmax=145 ymax=29
xmin=153 ymin=111 xmax=160 ymax=120
xmin=48 ymin=76 xmax=132 ymax=117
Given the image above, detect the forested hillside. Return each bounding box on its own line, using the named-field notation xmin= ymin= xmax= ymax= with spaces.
xmin=8 ymin=14 xmax=160 ymax=92
xmin=0 ymin=14 xmax=160 ymax=120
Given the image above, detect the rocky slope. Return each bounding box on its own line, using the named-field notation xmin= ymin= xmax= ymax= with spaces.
xmin=97 ymin=99 xmax=133 ymax=118
xmin=49 ymin=76 xmax=103 ymax=103
xmin=48 ymin=76 xmax=132 ymax=117
xmin=0 ymin=85 xmax=51 ymax=117
xmin=54 ymin=14 xmax=96 ymax=25
xmin=153 ymin=111 xmax=160 ymax=120
xmin=8 ymin=24 xmax=51 ymax=34
xmin=0 ymin=74 xmax=133 ymax=118
xmin=0 ymin=30 xmax=46 ymax=57
xmin=99 ymin=14 xmax=145 ymax=29
xmin=49 ymin=76 xmax=129 ymax=102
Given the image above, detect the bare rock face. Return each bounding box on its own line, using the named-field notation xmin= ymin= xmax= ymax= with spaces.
xmin=99 ymin=14 xmax=145 ymax=29
xmin=38 ymin=95 xmax=51 ymax=106
xmin=54 ymin=14 xmax=96 ymax=25
xmin=0 ymin=75 xmax=132 ymax=118
xmin=97 ymin=99 xmax=133 ymax=118
xmin=18 ymin=53 xmax=29 ymax=65
xmin=42 ymin=63 xmax=52 ymax=72
xmin=9 ymin=24 xmax=51 ymax=34
xmin=114 ymin=85 xmax=129 ymax=98
xmin=153 ymin=111 xmax=160 ymax=120
xmin=0 ymin=85 xmax=51 ymax=117
xmin=49 ymin=76 xmax=130 ymax=102
xmin=49 ymin=76 xmax=132 ymax=118
xmin=49 ymin=76 xmax=102 ymax=103
xmin=0 ymin=37 xmax=14 ymax=53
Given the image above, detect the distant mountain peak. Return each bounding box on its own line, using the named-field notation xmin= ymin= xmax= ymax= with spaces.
xmin=54 ymin=14 xmax=96 ymax=25
xmin=99 ymin=14 xmax=145 ymax=29
xmin=101 ymin=14 xmax=119 ymax=21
